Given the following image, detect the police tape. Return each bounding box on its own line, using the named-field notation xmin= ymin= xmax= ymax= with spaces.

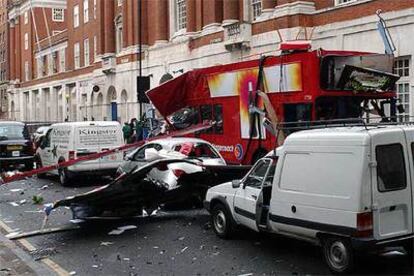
xmin=0 ymin=122 xmax=213 ymax=185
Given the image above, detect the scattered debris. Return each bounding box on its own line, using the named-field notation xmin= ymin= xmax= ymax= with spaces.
xmin=178 ymin=236 xmax=185 ymax=241
xmin=92 ymin=265 xmax=99 ymax=268
xmin=100 ymin=242 xmax=113 ymax=247
xmin=69 ymin=219 xmax=85 ymax=224
xmin=9 ymin=202 xmax=19 ymax=207
xmin=9 ymin=188 xmax=23 ymax=193
xmin=19 ymin=199 xmax=27 ymax=205
xmin=30 ymin=247 xmax=58 ymax=261
xmin=7 ymin=225 xmax=81 ymax=240
xmin=123 ymin=258 xmax=130 ymax=261
xmin=69 ymin=271 xmax=76 ymax=275
xmin=180 ymin=246 xmax=188 ymax=253
xmin=5 ymin=232 xmax=20 ymax=239
xmin=237 ymin=273 xmax=253 ymax=276
xmin=39 ymin=185 xmax=49 ymax=190
xmin=108 ymin=225 xmax=137 ymax=235
xmin=32 ymin=195 xmax=44 ymax=205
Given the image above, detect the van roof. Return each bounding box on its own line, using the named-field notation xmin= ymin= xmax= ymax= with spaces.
xmin=51 ymin=121 xmax=121 ymax=128
xmin=285 ymin=125 xmax=414 ymax=146
xmin=0 ymin=121 xmax=25 ymax=126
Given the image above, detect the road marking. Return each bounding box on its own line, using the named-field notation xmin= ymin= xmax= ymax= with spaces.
xmin=0 ymin=219 xmax=70 ymax=276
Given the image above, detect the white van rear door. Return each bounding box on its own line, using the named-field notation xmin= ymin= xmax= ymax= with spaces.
xmin=76 ymin=125 xmax=104 ymax=169
xmin=371 ymin=130 xmax=413 ymax=240
xmin=94 ymin=124 xmax=123 ymax=169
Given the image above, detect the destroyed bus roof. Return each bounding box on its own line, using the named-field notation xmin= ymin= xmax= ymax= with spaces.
xmin=146 ymin=49 xmax=371 ymax=117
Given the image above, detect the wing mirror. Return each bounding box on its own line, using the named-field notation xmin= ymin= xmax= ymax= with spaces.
xmin=232 ymin=179 xmax=241 ymax=188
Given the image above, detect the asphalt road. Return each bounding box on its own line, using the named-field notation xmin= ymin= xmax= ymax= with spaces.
xmin=0 ymin=175 xmax=412 ymax=275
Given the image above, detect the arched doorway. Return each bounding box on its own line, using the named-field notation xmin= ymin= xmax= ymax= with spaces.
xmin=120 ymin=90 xmax=128 ymax=123
xmin=107 ymin=86 xmax=117 ymax=121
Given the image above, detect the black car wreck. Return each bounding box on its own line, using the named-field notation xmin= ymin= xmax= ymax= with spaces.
xmin=0 ymin=121 xmax=34 ymax=171
xmin=48 ymin=158 xmax=251 ymax=220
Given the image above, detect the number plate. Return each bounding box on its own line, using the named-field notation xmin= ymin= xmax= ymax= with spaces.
xmin=12 ymin=151 xmax=20 ymax=157
xmin=7 ymin=145 xmax=22 ymax=151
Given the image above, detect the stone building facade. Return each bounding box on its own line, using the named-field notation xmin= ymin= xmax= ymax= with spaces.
xmin=6 ymin=0 xmax=414 ymax=123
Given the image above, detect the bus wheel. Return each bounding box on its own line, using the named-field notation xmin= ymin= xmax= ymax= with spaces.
xmin=251 ymin=148 xmax=268 ymax=164
xmin=322 ymin=237 xmax=355 ymax=274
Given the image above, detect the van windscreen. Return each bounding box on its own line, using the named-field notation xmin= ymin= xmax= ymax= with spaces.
xmin=376 ymin=144 xmax=406 ymax=192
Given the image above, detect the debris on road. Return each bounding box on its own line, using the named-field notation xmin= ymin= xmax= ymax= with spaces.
xmin=100 ymin=242 xmax=114 ymax=247
xmin=30 ymin=247 xmax=58 ymax=261
xmin=108 ymin=225 xmax=137 ymax=235
xmin=180 ymin=246 xmax=188 ymax=253
xmin=9 ymin=188 xmax=23 ymax=193
xmin=32 ymin=195 xmax=44 ymax=205
xmin=8 ymin=202 xmax=19 ymax=207
xmin=6 ymin=224 xmax=81 ymax=240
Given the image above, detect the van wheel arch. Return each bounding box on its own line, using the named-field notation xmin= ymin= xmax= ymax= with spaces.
xmin=318 ymin=234 xmax=355 ymax=274
xmin=58 ymin=157 xmax=72 ymax=186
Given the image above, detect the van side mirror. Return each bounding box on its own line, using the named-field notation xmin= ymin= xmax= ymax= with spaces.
xmin=232 ymin=179 xmax=241 ymax=188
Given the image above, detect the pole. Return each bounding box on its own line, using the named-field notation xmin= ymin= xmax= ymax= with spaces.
xmin=138 ymin=0 xmax=142 ymax=119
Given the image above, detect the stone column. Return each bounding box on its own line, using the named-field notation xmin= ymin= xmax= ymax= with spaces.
xmin=223 ymin=0 xmax=239 ymax=25
xmin=186 ymin=0 xmax=196 ymax=33
xmin=148 ymin=0 xmax=169 ymax=45
xmin=202 ymin=0 xmax=223 ymax=33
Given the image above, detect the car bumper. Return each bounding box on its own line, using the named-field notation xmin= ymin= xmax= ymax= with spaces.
xmin=351 ymin=234 xmax=414 ymax=251
xmin=0 ymin=156 xmax=34 ymax=161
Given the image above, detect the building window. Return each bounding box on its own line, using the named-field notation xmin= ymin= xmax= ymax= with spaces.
xmin=176 ymin=0 xmax=186 ymax=30
xmin=394 ymin=56 xmax=411 ymax=122
xmin=115 ymin=17 xmax=123 ymax=53
xmin=93 ymin=0 xmax=97 ymax=19
xmin=252 ymin=0 xmax=262 ymax=20
xmin=74 ymin=42 xmax=80 ymax=69
xmin=59 ymin=49 xmax=65 ymax=72
xmin=48 ymin=54 xmax=53 ymax=75
xmin=24 ymin=61 xmax=29 ymax=81
xmin=83 ymin=0 xmax=89 ymax=23
xmin=52 ymin=51 xmax=58 ymax=73
xmin=24 ymin=33 xmax=29 ymax=50
xmin=335 ymin=0 xmax=358 ymax=5
xmin=52 ymin=8 xmax=64 ymax=22
xmin=93 ymin=35 xmax=97 ymax=60
xmin=84 ymin=38 xmax=90 ymax=66
xmin=74 ymin=5 xmax=79 ymax=28
xmin=118 ymin=0 xmax=123 ymax=6
xmin=24 ymin=11 xmax=28 ymax=24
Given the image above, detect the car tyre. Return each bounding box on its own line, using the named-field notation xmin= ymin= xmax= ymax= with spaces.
xmin=211 ymin=203 xmax=234 ymax=239
xmin=58 ymin=167 xmax=71 ymax=186
xmin=322 ymin=237 xmax=355 ymax=274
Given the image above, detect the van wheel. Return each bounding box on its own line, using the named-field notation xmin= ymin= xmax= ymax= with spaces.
xmin=211 ymin=203 xmax=234 ymax=239
xmin=322 ymin=237 xmax=355 ymax=274
xmin=58 ymin=168 xmax=71 ymax=186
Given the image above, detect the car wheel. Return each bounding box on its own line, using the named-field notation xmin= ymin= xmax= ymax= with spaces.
xmin=404 ymin=242 xmax=413 ymax=256
xmin=58 ymin=168 xmax=71 ymax=186
xmin=323 ymin=237 xmax=355 ymax=274
xmin=34 ymin=157 xmax=46 ymax=179
xmin=211 ymin=203 xmax=234 ymax=239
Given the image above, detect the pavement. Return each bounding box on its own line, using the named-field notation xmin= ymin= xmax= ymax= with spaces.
xmin=0 ymin=175 xmax=412 ymax=275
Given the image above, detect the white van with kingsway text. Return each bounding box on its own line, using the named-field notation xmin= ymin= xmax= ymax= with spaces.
xmin=35 ymin=121 xmax=124 ymax=186
xmin=204 ymin=126 xmax=414 ymax=273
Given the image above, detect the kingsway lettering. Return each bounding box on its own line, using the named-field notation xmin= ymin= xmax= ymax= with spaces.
xmin=79 ymin=129 xmax=117 ymax=136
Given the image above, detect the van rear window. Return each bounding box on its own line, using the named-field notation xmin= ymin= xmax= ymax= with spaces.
xmin=376 ymin=144 xmax=406 ymax=192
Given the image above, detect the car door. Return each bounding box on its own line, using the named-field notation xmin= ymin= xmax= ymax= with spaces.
xmin=38 ymin=129 xmax=53 ymax=167
xmin=371 ymin=130 xmax=413 ymax=241
xmin=233 ymin=158 xmax=272 ymax=231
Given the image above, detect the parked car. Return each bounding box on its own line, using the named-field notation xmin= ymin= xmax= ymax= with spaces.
xmin=35 ymin=121 xmax=124 ymax=186
xmin=117 ymin=137 xmax=226 ymax=175
xmin=204 ymin=126 xmax=414 ymax=273
xmin=0 ymin=121 xmax=34 ymax=171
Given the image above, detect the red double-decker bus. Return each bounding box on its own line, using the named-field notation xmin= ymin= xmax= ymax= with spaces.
xmin=147 ymin=42 xmax=400 ymax=164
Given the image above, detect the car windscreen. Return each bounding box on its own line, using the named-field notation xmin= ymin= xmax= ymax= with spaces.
xmin=0 ymin=124 xmax=28 ymax=140
xmin=174 ymin=143 xmax=220 ymax=158
xmin=320 ymin=54 xmax=400 ymax=92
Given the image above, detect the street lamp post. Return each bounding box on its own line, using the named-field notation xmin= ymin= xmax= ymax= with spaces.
xmin=138 ymin=0 xmax=142 ymax=119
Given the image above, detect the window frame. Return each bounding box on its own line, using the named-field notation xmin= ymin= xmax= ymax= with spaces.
xmin=59 ymin=49 xmax=66 ymax=72
xmin=176 ymin=0 xmax=187 ymax=31
xmin=74 ymin=42 xmax=80 ymax=69
xmin=243 ymin=158 xmax=272 ymax=189
xmin=251 ymin=0 xmax=262 ymax=21
xmin=84 ymin=38 xmax=90 ymax=66
xmin=376 ymin=143 xmax=407 ymax=193
xmin=52 ymin=8 xmax=64 ymax=22
xmin=73 ymin=5 xmax=80 ymax=28
xmin=83 ymin=0 xmax=89 ymax=23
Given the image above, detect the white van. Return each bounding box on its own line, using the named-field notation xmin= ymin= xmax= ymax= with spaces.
xmin=35 ymin=121 xmax=124 ymax=185
xmin=205 ymin=125 xmax=414 ymax=273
